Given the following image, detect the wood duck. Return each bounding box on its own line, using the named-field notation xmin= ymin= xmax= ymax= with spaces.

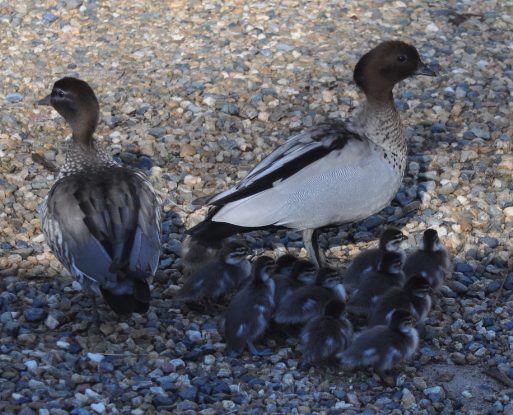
xmin=300 ymin=299 xmax=353 ymax=364
xmin=344 ymin=228 xmax=406 ymax=287
xmin=369 ymin=276 xmax=432 ymax=327
xmin=348 ymin=251 xmax=405 ymax=316
xmin=223 ymin=256 xmax=276 ymax=356
xmin=403 ymin=229 xmax=450 ymax=289
xmin=187 ymin=41 xmax=435 ymax=268
xmin=274 ymin=267 xmax=346 ymax=325
xmin=338 ymin=309 xmax=418 ymax=372
xmin=38 ymin=77 xmax=162 ymax=324
xmin=273 ymin=259 xmax=317 ymax=308
xmin=174 ymin=242 xmax=250 ymax=313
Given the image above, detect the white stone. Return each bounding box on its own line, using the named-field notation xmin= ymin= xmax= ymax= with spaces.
xmin=426 ymin=22 xmax=439 ymax=32
xmin=204 ymin=355 xmax=215 ymax=365
xmin=91 ymin=403 xmax=106 ymax=413
xmin=45 ymin=315 xmax=60 ymax=330
xmin=72 ymin=281 xmax=82 ymax=291
xmin=203 ymin=97 xmax=216 ymax=107
xmin=87 ymin=352 xmax=105 ymax=363
xmin=25 ymin=360 xmax=38 ymax=370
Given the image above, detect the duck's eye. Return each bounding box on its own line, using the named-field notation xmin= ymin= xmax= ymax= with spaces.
xmin=397 ymin=55 xmax=407 ymax=63
xmin=58 ymin=91 xmax=65 ymax=97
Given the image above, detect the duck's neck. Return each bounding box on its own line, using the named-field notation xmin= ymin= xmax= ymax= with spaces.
xmin=349 ymin=96 xmax=407 ymax=167
xmin=58 ymin=131 xmax=118 ymax=179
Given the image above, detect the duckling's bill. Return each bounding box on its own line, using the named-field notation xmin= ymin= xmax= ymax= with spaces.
xmin=38 ymin=95 xmax=52 ymax=106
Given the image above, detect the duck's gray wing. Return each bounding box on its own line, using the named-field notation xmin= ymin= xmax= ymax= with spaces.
xmin=43 ymin=168 xmax=161 ymax=295
xmin=195 ymin=119 xmax=362 ymax=206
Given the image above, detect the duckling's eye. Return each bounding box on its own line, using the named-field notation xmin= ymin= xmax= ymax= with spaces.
xmin=397 ymin=55 xmax=407 ymax=63
xmin=58 ymin=91 xmax=65 ymax=97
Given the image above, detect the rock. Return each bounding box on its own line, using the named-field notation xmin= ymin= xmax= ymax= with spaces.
xmin=1 ymin=113 xmax=17 ymax=125
xmin=23 ymin=307 xmax=47 ymax=322
xmin=66 ymin=0 xmax=83 ymax=9
xmin=5 ymin=93 xmax=24 ymax=103
xmin=180 ymin=144 xmax=196 ymax=157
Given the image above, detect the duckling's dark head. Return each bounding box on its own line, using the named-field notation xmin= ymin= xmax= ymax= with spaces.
xmin=221 ymin=242 xmax=249 ymax=264
xmin=38 ymin=77 xmax=99 ymax=134
xmin=291 ymin=260 xmax=317 ymax=283
xmin=379 ymin=227 xmax=406 ymax=251
xmin=253 ymin=256 xmax=276 ymax=281
xmin=316 ymin=267 xmax=340 ymax=287
xmin=378 ymin=251 xmax=404 ymax=274
xmin=275 ymin=254 xmax=299 ymax=275
xmin=420 ymin=229 xmax=441 ymax=252
xmin=388 ymin=309 xmax=415 ymax=333
xmin=404 ymin=276 xmax=431 ymax=297
xmin=354 ymin=41 xmax=436 ymax=99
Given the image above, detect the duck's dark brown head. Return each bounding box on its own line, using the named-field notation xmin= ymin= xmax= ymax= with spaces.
xmin=353 ymin=40 xmax=436 ymax=102
xmin=38 ymin=77 xmax=100 ymax=138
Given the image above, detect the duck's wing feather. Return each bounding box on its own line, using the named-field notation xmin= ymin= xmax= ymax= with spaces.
xmin=196 ymin=119 xmax=362 ymax=206
xmin=43 ymin=169 xmax=161 ymax=293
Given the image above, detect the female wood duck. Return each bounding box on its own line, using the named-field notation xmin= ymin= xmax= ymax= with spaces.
xmin=38 ymin=77 xmax=162 ymax=324
xmin=187 ymin=41 xmax=435 ymax=268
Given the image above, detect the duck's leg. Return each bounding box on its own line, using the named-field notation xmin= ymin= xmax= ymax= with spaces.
xmin=246 ymin=339 xmax=273 ymax=356
xmin=303 ymin=228 xmax=327 ymax=268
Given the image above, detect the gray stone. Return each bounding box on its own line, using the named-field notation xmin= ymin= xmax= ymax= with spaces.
xmin=66 ymin=0 xmax=83 ymax=9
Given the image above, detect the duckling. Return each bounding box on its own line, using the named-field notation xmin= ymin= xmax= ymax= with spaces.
xmin=369 ymin=276 xmax=432 ymax=327
xmin=273 ymin=254 xmax=299 ymax=277
xmin=180 ymin=234 xmax=225 ymax=277
xmin=338 ymin=309 xmax=418 ymax=372
xmin=38 ymin=78 xmax=162 ymax=324
xmin=344 ymin=228 xmax=406 ymax=287
xmin=403 ymin=229 xmax=450 ymax=289
xmin=223 ymin=256 xmax=276 ymax=356
xmin=301 ymin=299 xmax=353 ymax=364
xmin=273 ymin=259 xmax=317 ymax=308
xmin=348 ymin=251 xmax=405 ymax=316
xmin=174 ymin=242 xmax=250 ymax=312
xmin=274 ymin=267 xmax=346 ymax=325
xmin=187 ymin=41 xmax=435 ymax=268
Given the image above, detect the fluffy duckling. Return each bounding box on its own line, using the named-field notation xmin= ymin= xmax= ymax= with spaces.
xmin=301 ymin=299 xmax=353 ymax=364
xmin=180 ymin=234 xmax=224 ymax=277
xmin=274 ymin=254 xmax=299 ymax=277
xmin=338 ymin=309 xmax=418 ymax=372
xmin=223 ymin=256 xmax=276 ymax=356
xmin=174 ymin=242 xmax=250 ymax=312
xmin=273 ymin=259 xmax=317 ymax=308
xmin=187 ymin=41 xmax=435 ymax=268
xmin=274 ymin=267 xmax=346 ymax=325
xmin=403 ymin=229 xmax=450 ymax=289
xmin=38 ymin=78 xmax=162 ymax=324
xmin=348 ymin=251 xmax=405 ymax=316
xmin=344 ymin=228 xmax=406 ymax=287
xmin=369 ymin=276 xmax=432 ymax=327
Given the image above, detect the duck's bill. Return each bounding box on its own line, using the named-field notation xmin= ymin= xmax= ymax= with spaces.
xmin=415 ymin=62 xmax=436 ymax=77
xmin=37 ymin=95 xmax=52 ymax=105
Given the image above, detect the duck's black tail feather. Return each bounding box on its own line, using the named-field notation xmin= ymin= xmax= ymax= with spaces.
xmin=186 ymin=206 xmax=275 ymax=242
xmin=100 ymin=279 xmax=150 ymax=315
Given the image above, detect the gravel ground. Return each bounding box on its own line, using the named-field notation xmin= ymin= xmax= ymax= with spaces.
xmin=1 ymin=0 xmax=513 ymax=414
